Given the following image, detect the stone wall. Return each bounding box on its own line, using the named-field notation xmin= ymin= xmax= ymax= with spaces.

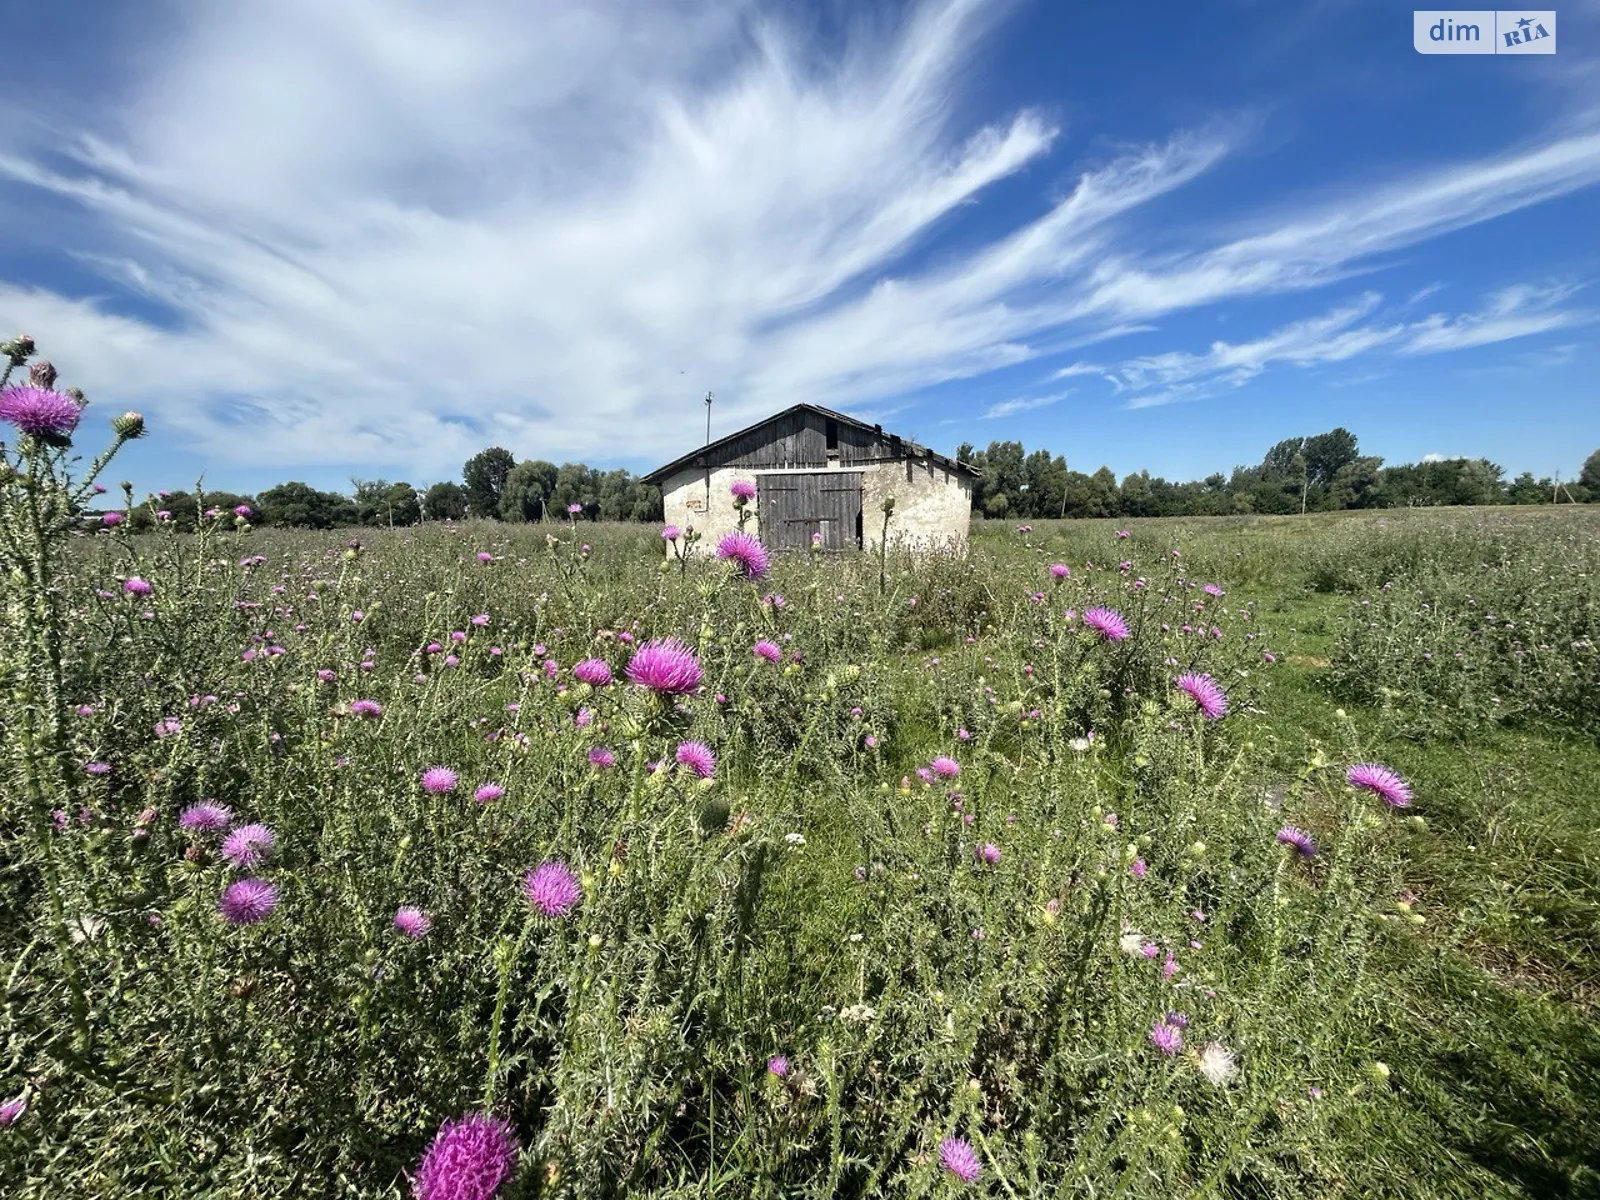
xmin=660 ymin=465 xmax=767 ymax=547
xmin=859 ymin=458 xmax=972 ymax=552
xmin=659 ymin=459 xmax=972 ymax=555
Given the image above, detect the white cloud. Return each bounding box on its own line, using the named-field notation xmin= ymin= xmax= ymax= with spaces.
xmin=1400 ymin=283 xmax=1592 ymax=353
xmin=1422 ymin=452 xmax=1446 ymax=462
xmin=0 ymin=0 xmax=1596 ymax=478
xmin=983 ymin=389 xmax=1072 ymax=419
xmin=1114 ymin=284 xmax=1593 ymax=408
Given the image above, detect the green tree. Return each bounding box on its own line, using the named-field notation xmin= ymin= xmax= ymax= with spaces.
xmin=499 ymin=460 xmax=558 ymax=522
xmin=1507 ymin=472 xmax=1549 ymax=505
xmin=549 ymin=463 xmax=599 ymax=516
xmin=1024 ymin=449 xmax=1069 ymax=518
xmin=351 ymin=479 xmax=390 ymax=526
xmin=1579 ymin=448 xmax=1600 ymax=498
xmin=423 ymin=481 xmax=468 ymax=521
xmin=382 ymin=482 xmax=421 ymax=526
xmin=1261 ymin=437 xmax=1305 ymax=480
xmin=1119 ymin=471 xmax=1155 ymax=518
xmin=463 ymin=447 xmax=516 ymax=519
xmin=257 ymin=481 xmax=357 ymax=528
xmin=1303 ymin=427 xmax=1359 ymax=486
xmin=1328 ymin=456 xmax=1385 ymax=509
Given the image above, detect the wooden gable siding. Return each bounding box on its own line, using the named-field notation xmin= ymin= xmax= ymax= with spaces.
xmin=717 ymin=411 xmax=826 ymax=469
xmin=701 ymin=410 xmax=905 ymax=471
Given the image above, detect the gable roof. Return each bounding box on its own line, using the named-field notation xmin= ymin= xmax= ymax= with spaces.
xmin=640 ymin=402 xmax=980 ymax=485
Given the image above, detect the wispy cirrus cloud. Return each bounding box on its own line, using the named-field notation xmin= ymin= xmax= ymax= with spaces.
xmin=1400 ymin=282 xmax=1591 ymax=353
xmin=983 ymin=389 xmax=1073 ymax=419
xmin=1067 ymin=283 xmax=1595 ymax=409
xmin=0 ymin=0 xmax=1596 ymax=480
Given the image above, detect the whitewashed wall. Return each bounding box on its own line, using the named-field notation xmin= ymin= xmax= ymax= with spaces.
xmin=658 ymin=457 xmax=973 ymax=555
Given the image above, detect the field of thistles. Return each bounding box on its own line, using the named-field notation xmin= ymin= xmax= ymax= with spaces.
xmin=2 ymin=370 xmax=1598 ymax=1197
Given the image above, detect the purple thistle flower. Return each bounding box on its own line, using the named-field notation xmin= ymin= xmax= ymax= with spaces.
xmin=1049 ymin=563 xmax=1071 ymax=578
xmin=1203 ymin=583 xmax=1224 ymax=597
xmin=120 ymin=578 xmax=154 ymax=599
xmin=752 ymin=639 xmax=782 ymax=663
xmin=1276 ymin=826 xmax=1318 ymax=857
xmin=930 ymin=756 xmax=960 ymax=780
xmin=221 ymin=823 xmax=276 ymax=867
xmin=350 ymin=699 xmax=384 ymax=719
xmin=394 ymin=906 xmax=433 ymax=939
xmin=412 ymin=1112 xmax=519 ymax=1200
xmin=661 ymin=524 xmax=682 ymax=541
xmin=1083 ymin=607 xmax=1129 ymax=642
xmin=219 ymin=878 xmax=279 ymax=925
xmin=0 ymin=385 xmax=82 ymax=442
xmin=421 ymin=767 xmax=459 ymax=794
xmin=716 ymin=532 xmax=771 ymax=581
xmin=573 ymin=658 xmax=612 ymax=687
xmin=1174 ymin=672 xmax=1228 ymax=720
xmin=767 ymin=1055 xmax=789 ymax=1078
xmin=939 ymin=1135 xmax=982 ymax=1183
xmin=675 ymin=740 xmax=717 ymax=779
xmin=1347 ymin=763 xmax=1412 ymax=808
xmin=566 ymin=503 xmax=583 ymax=515
xmin=524 ymin=861 xmax=582 ymax=917
xmin=587 ymin=746 xmax=616 ymax=769
xmin=974 ymin=842 xmax=1001 ymax=865
xmin=1149 ymin=1020 xmax=1184 ymax=1055
xmin=179 ymin=802 xmax=233 ymax=833
xmin=0 ymin=1096 xmax=24 ymax=1126
xmin=474 ymin=783 xmax=504 ymax=804
xmin=84 ymin=761 xmax=111 ymax=776
xmin=476 ymin=551 xmax=493 ymax=563
xmin=625 ymin=638 xmax=703 ymax=695
xmin=729 ymin=478 xmax=757 ymax=502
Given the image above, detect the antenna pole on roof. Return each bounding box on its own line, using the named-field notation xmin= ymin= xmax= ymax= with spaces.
xmin=703 ymin=391 xmax=715 ymax=519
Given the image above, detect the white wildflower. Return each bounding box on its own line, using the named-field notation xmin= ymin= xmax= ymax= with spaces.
xmin=1069 ymin=737 xmax=1092 ymax=753
xmin=1118 ymin=930 xmax=1147 ymax=957
xmin=785 ymin=832 xmax=807 ymax=848
xmin=1198 ymin=1042 xmax=1239 ymax=1087
xmin=68 ymin=913 xmax=105 ymax=944
xmin=840 ymin=1003 xmax=877 ymax=1025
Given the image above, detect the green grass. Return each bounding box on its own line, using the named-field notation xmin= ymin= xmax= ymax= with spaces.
xmin=1004 ymin=508 xmax=1600 ymax=1198
xmin=5 ymin=473 xmax=1599 ymax=1197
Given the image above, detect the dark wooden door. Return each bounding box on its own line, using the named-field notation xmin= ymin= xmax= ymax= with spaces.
xmin=757 ymin=472 xmax=862 ymax=551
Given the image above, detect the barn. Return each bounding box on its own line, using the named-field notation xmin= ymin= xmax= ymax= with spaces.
xmin=641 ymin=404 xmax=978 ymax=554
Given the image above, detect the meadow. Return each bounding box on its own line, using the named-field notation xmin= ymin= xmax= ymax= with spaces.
xmin=2 ymin=401 xmax=1598 ymax=1198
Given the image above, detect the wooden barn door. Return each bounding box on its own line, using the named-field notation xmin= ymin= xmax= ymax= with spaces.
xmin=757 ymin=473 xmax=862 ymax=551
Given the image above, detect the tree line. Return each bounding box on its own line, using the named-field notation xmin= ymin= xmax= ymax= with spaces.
xmin=117 ymin=432 xmax=1597 ymax=531
xmin=955 ymin=430 xmax=1600 ymax=519
xmin=119 ymin=449 xmax=664 ymax=531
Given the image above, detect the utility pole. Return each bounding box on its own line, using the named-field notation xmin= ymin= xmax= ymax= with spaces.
xmin=703 ymin=391 xmax=714 ymax=517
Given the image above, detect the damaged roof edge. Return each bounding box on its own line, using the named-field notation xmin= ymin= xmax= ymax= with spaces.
xmin=640 ymin=402 xmax=982 ymax=485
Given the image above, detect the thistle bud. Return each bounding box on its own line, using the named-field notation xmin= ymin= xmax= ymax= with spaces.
xmin=27 ymin=361 xmax=56 ymax=388
xmin=111 ymin=412 xmax=145 ymax=440
xmin=65 ymin=387 xmax=86 ymax=403
xmin=1 ymin=334 xmax=35 ymax=362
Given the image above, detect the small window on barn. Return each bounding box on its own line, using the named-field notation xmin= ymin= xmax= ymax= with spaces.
xmin=825 ymin=419 xmax=839 ymax=450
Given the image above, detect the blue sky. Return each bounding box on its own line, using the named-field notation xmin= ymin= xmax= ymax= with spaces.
xmin=1 ymin=0 xmax=1597 ymax=496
